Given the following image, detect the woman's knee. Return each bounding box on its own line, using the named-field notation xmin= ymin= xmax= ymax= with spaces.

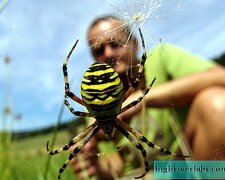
xmin=185 ymin=86 xmax=225 ymax=159
xmin=190 ymin=86 xmax=225 ymax=122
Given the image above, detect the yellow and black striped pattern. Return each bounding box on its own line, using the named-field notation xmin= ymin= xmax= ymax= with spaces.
xmin=47 ymin=28 xmax=189 ymax=180
xmin=81 ymin=62 xmax=124 ymax=119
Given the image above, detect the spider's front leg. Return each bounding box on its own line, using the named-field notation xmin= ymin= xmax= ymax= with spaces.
xmin=46 ymin=123 xmax=100 ymax=179
xmin=57 ymin=126 xmax=100 ymax=179
xmin=115 ymin=122 xmax=149 ymax=179
xmin=46 ymin=123 xmax=97 ymax=155
xmin=116 ymin=119 xmax=190 ymax=158
xmin=115 ymin=119 xmax=189 ymax=179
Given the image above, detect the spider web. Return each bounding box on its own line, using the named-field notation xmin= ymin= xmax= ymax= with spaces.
xmin=84 ymin=0 xmax=191 ymax=174
xmin=102 ymin=0 xmax=190 ymax=154
xmin=88 ymin=0 xmax=185 ymax=72
xmin=88 ymin=0 xmax=190 ymax=156
xmin=107 ymin=0 xmax=163 ymax=44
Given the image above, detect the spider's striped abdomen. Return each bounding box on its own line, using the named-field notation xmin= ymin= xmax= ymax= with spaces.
xmin=81 ymin=62 xmax=124 ymax=119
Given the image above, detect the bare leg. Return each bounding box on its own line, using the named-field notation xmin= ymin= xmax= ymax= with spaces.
xmin=185 ymin=86 xmax=225 ymax=159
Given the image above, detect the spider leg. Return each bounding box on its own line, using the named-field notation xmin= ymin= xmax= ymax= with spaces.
xmin=123 ymin=28 xmax=149 ymax=101
xmin=46 ymin=122 xmax=97 ymax=155
xmin=132 ymin=28 xmax=147 ymax=88
xmin=116 ymin=119 xmax=190 ymax=158
xmin=57 ymin=126 xmax=100 ymax=179
xmin=120 ymin=77 xmax=156 ymax=114
xmin=115 ymin=122 xmax=149 ymax=179
xmin=62 ymin=40 xmax=91 ymax=117
xmin=64 ymin=94 xmax=91 ymax=117
xmin=62 ymin=39 xmax=85 ymax=106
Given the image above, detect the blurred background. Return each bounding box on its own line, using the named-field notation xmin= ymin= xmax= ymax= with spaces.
xmin=0 ymin=0 xmax=225 ymax=179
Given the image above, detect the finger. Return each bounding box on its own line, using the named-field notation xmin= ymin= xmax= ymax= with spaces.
xmin=71 ymin=154 xmax=98 ymax=172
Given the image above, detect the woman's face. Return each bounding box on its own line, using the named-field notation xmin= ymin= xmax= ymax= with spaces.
xmin=88 ymin=19 xmax=138 ymax=76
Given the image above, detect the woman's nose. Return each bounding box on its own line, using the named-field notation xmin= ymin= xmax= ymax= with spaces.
xmin=103 ymin=44 xmax=115 ymax=58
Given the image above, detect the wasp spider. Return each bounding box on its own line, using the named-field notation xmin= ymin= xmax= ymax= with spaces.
xmin=47 ymin=28 xmax=189 ymax=179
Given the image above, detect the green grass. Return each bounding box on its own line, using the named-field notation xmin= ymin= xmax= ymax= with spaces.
xmin=0 ymin=130 xmax=77 ymax=180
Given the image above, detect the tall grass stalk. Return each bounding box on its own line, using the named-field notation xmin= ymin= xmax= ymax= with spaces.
xmin=43 ymin=101 xmax=65 ymax=180
xmin=0 ymin=56 xmax=13 ymax=180
xmin=0 ymin=0 xmax=10 ymax=14
xmin=169 ymin=111 xmax=192 ymax=159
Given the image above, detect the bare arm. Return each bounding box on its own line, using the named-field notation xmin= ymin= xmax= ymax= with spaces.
xmin=120 ymin=65 xmax=225 ymax=120
xmin=146 ymin=65 xmax=225 ymax=107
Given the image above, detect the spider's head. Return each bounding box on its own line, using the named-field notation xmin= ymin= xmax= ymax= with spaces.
xmin=97 ymin=118 xmax=116 ymax=140
xmin=81 ymin=62 xmax=124 ymax=119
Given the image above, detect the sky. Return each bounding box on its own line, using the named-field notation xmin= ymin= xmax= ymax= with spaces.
xmin=0 ymin=0 xmax=225 ymax=132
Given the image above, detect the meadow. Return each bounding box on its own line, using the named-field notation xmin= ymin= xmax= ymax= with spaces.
xmin=0 ymin=120 xmax=86 ymax=180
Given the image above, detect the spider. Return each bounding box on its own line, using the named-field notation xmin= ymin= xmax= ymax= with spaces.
xmin=46 ymin=28 xmax=189 ymax=179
